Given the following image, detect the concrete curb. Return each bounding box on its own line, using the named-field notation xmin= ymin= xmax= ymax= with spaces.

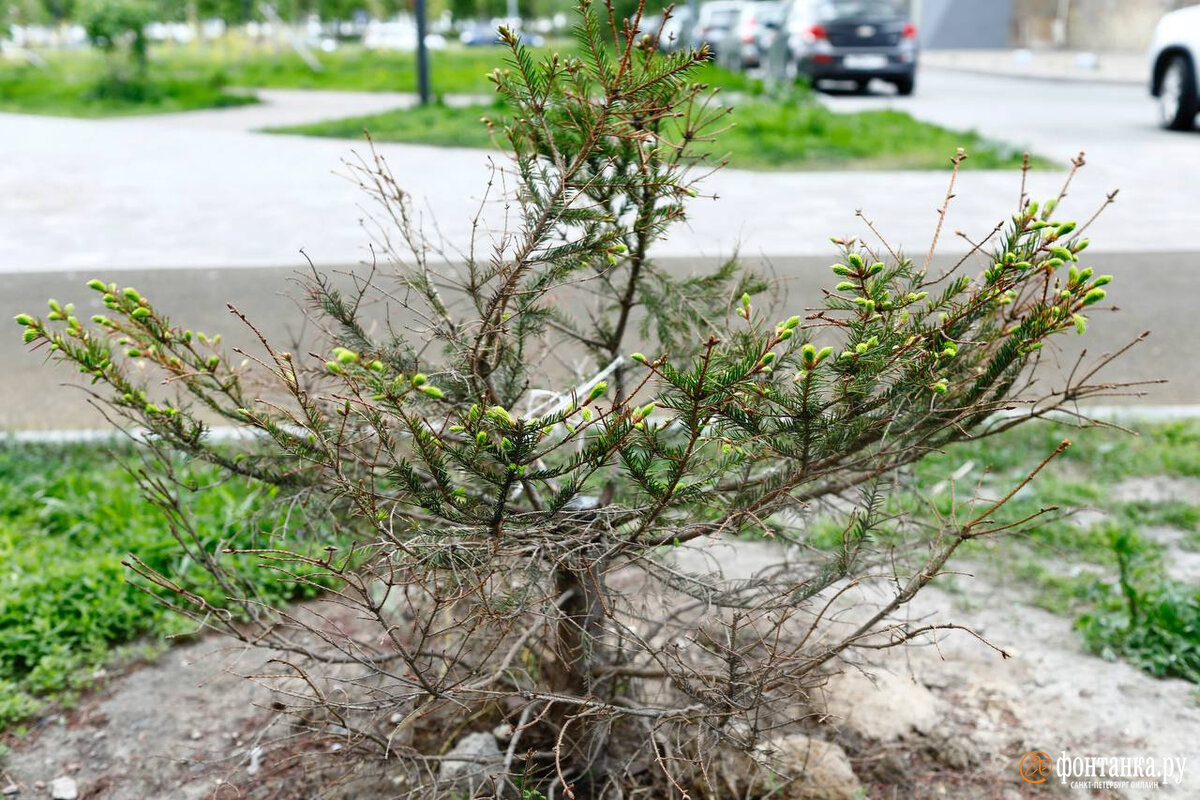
xmin=7 ymin=406 xmax=1200 ymax=443
xmin=924 ymin=63 xmax=1144 ymax=88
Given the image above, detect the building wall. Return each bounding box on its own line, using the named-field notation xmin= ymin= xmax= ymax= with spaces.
xmin=1013 ymin=0 xmax=1197 ymax=52
xmin=917 ymin=0 xmax=1014 ymax=50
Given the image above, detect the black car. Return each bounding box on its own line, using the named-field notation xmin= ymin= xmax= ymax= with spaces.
xmin=767 ymin=0 xmax=918 ymax=95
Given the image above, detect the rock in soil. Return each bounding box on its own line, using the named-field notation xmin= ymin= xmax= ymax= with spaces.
xmin=771 ymin=734 xmax=863 ymax=800
xmin=438 ymin=731 xmax=503 ymax=797
xmin=710 ymin=735 xmax=862 ymax=800
xmin=821 ymin=668 xmax=942 ymax=742
xmin=48 ymin=776 xmax=78 ymax=800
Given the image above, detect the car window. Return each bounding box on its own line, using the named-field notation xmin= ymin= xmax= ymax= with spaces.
xmin=815 ymin=0 xmax=906 ymax=20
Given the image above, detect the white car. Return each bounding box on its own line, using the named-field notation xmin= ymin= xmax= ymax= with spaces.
xmin=1150 ymin=4 xmax=1200 ymax=130
xmin=364 ymin=20 xmax=447 ymax=51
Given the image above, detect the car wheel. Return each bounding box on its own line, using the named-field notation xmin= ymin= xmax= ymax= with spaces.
xmin=894 ymin=76 xmax=915 ymax=96
xmin=1158 ymin=54 xmax=1198 ymax=131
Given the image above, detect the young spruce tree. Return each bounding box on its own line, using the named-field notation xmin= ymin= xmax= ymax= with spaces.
xmin=20 ymin=3 xmax=1129 ymax=796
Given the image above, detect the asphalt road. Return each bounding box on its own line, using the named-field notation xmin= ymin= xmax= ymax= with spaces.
xmin=4 ymin=250 xmax=1189 ymax=431
xmin=2 ymin=68 xmax=1197 ymax=428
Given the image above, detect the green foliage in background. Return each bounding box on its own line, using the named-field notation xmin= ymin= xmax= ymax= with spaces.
xmin=5 ymin=0 xmax=575 ymax=24
xmin=0 ymin=39 xmax=257 ymax=115
xmin=0 ymin=38 xmax=749 ymax=116
xmin=273 ymin=91 xmax=1046 ymax=171
xmin=80 ymin=0 xmax=153 ymax=71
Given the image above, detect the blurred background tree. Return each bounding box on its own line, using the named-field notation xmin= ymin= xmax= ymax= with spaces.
xmin=80 ymin=0 xmax=153 ymax=85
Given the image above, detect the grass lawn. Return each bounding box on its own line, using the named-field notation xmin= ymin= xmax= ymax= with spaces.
xmin=851 ymin=418 xmax=1200 ymax=684
xmin=0 ymin=52 xmax=255 ymax=117
xmin=0 ymin=440 xmax=333 ymax=731
xmin=0 ymin=41 xmax=751 ymax=118
xmin=152 ymin=39 xmax=758 ymax=95
xmin=268 ymin=94 xmax=1045 ymax=171
xmin=4 ymin=41 xmax=1046 ymax=172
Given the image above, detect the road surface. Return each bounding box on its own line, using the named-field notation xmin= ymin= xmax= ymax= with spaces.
xmin=1 ymin=68 xmax=1196 ymax=428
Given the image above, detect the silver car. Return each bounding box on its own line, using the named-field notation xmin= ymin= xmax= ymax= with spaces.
xmin=691 ymin=0 xmax=746 ymax=59
xmin=723 ymin=1 xmax=785 ymax=70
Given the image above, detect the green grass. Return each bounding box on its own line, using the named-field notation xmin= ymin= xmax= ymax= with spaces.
xmin=268 ymin=95 xmax=1043 ymax=172
xmin=934 ymin=420 xmax=1200 ymax=682
xmin=707 ymin=98 xmax=1043 ymax=171
xmin=0 ymin=40 xmax=753 ymax=117
xmin=0 ymin=52 xmax=255 ymax=117
xmin=1076 ymin=528 xmax=1200 ymax=683
xmin=797 ymin=418 xmax=1200 ymax=682
xmin=912 ymin=418 xmax=1200 ymax=483
xmin=269 ymin=98 xmax=509 ymax=149
xmin=158 ymin=40 xmax=514 ymax=94
xmin=150 ymin=38 xmax=756 ymax=95
xmin=270 ymin=99 xmax=498 ymax=147
xmin=0 ymin=440 xmax=331 ymax=731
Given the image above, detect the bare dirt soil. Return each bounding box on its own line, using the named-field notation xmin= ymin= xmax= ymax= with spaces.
xmin=2 ymin=543 xmax=1197 ymax=799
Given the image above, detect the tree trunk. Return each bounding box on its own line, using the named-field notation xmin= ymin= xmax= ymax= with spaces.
xmin=549 ymin=558 xmax=612 ymax=784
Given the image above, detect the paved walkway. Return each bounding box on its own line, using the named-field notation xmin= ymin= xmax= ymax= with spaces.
xmin=132 ymin=88 xmax=487 ymax=131
xmin=2 ymin=70 xmax=1196 ymax=275
xmin=921 ymin=49 xmax=1146 ymax=85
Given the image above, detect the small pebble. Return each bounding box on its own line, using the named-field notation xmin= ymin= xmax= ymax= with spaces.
xmin=49 ymin=776 xmax=78 ymax=800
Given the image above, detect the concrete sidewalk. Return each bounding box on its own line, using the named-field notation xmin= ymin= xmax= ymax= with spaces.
xmin=921 ymin=49 xmax=1146 ymax=85
xmin=131 ymin=88 xmax=488 ymax=132
xmin=5 ymin=70 xmax=1195 ymax=276
xmin=2 ymin=74 xmax=1197 ymax=274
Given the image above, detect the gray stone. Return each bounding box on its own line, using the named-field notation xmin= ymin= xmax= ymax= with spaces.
xmin=48 ymin=777 xmax=77 ymax=800
xmin=438 ymin=732 xmax=503 ymax=796
xmin=771 ymin=735 xmax=863 ymax=800
xmin=710 ymin=735 xmax=862 ymax=800
xmin=823 ymin=669 xmax=942 ymax=742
